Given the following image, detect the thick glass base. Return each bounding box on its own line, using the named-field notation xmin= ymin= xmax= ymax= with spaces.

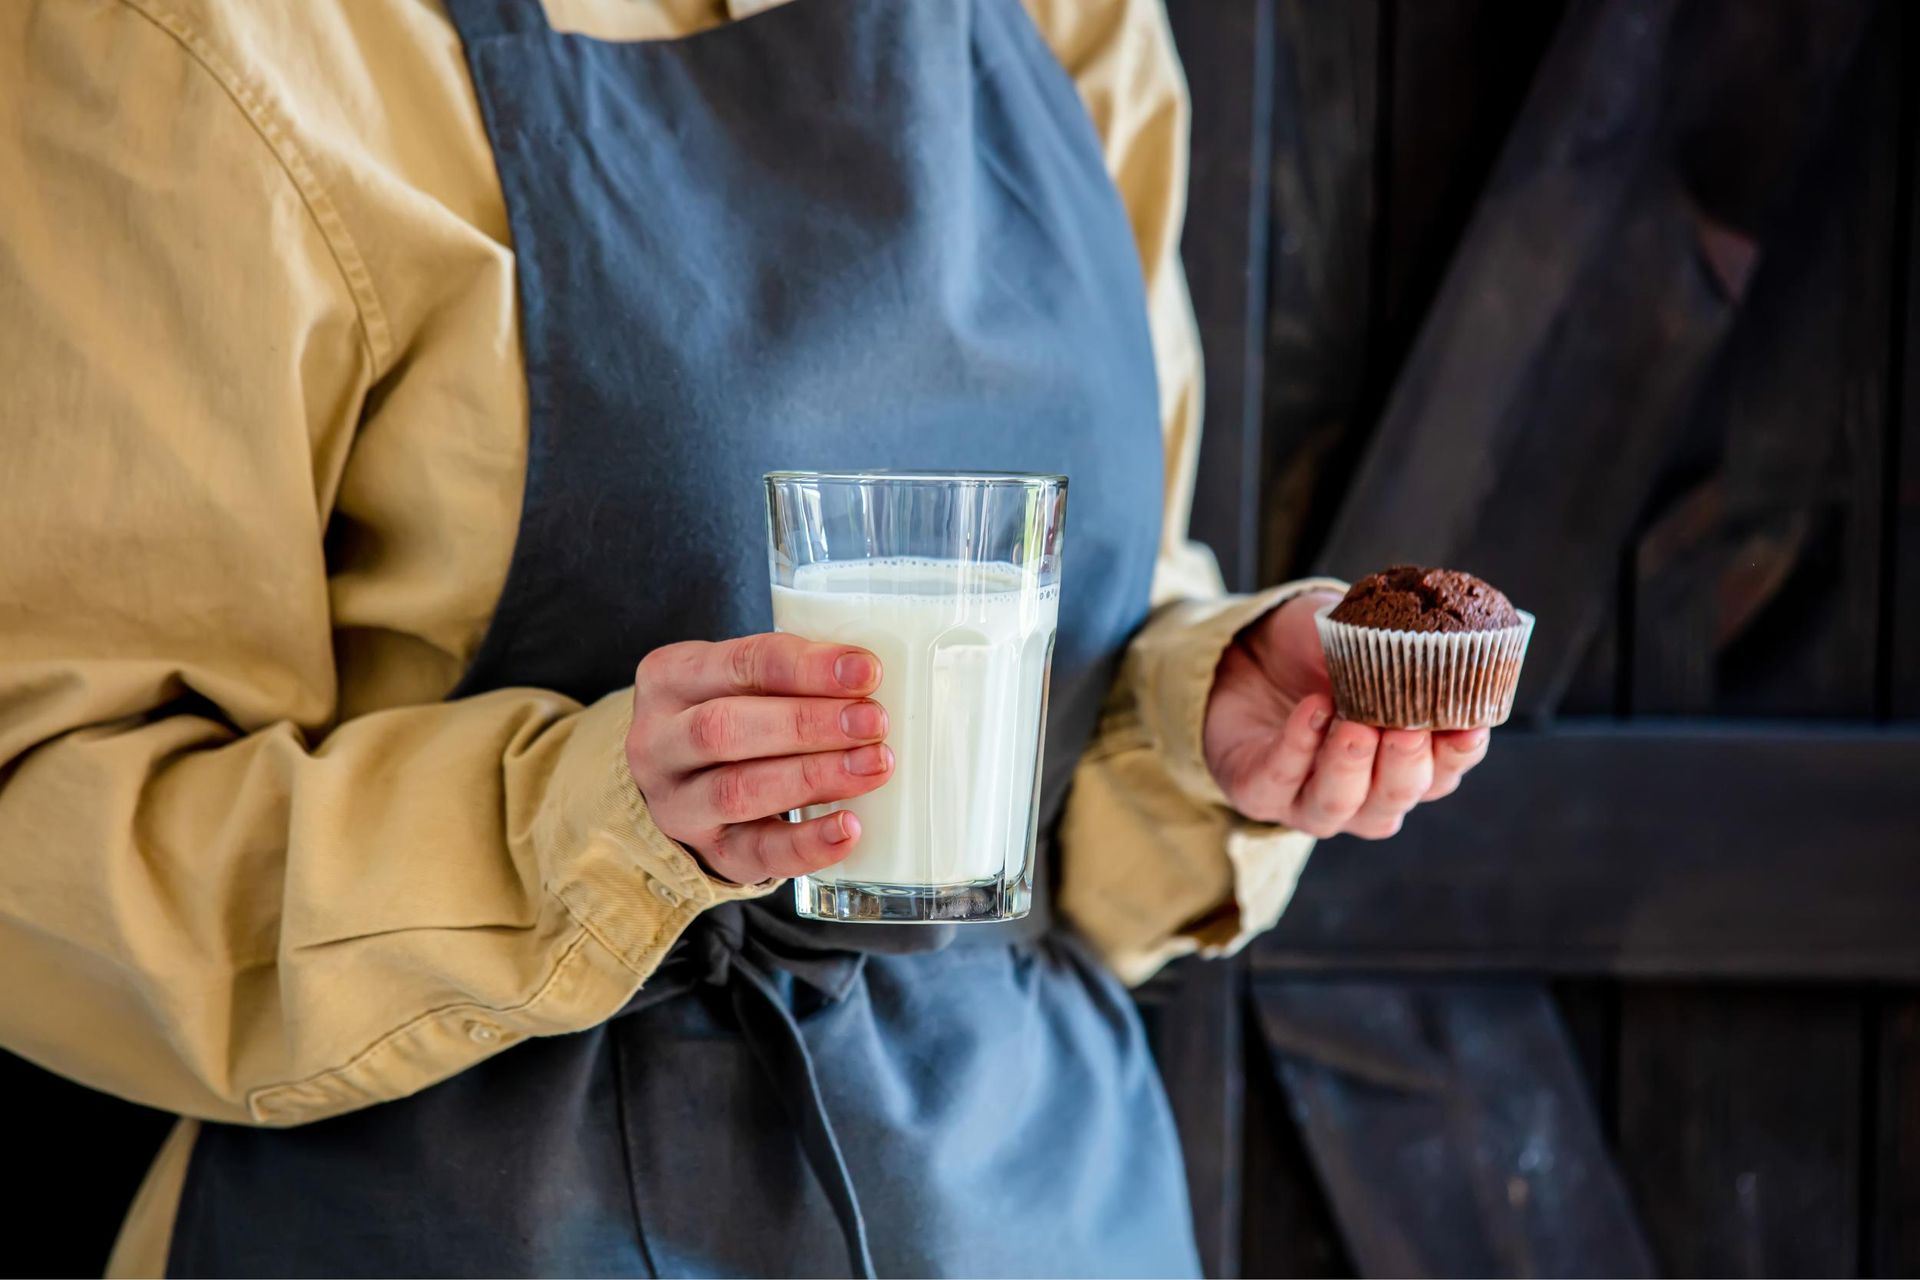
xmin=794 ymin=875 xmax=1031 ymax=924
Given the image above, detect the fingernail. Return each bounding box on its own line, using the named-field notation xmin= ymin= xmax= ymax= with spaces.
xmin=1453 ymin=731 xmax=1488 ymax=752
xmin=1309 ymin=708 xmax=1332 ymax=732
xmin=1346 ymin=735 xmax=1373 ymax=758
xmin=840 ymin=701 xmax=886 ymax=740
xmin=845 ymin=744 xmax=893 ymax=776
xmin=834 ymin=653 xmax=877 ymax=691
xmin=823 ymin=812 xmax=858 ymax=844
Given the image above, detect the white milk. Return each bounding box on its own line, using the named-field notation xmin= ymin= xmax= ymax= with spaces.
xmin=771 ymin=557 xmax=1059 ymax=886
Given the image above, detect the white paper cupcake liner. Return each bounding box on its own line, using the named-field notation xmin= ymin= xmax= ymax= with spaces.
xmin=1313 ymin=606 xmax=1536 ymax=730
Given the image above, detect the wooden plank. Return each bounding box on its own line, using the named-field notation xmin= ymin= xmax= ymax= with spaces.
xmin=1241 ymin=1000 xmax=1353 ymax=1278
xmin=1255 ymin=0 xmax=1379 ymax=580
xmin=1557 ymin=545 xmax=1631 ymax=716
xmin=1893 ymin=0 xmax=1920 ymax=720
xmin=1252 ymin=978 xmax=1654 ymax=1277
xmin=1261 ymin=0 xmax=1567 ymax=581
xmin=1375 ymin=0 xmax=1566 ymax=373
xmin=1166 ymin=0 xmax=1275 ymax=592
xmin=1315 ymin=0 xmax=1873 ymax=716
xmin=1616 ymin=986 xmax=1864 ymax=1277
xmin=1551 ymin=979 xmax=1618 ymax=1140
xmin=0 ymin=1050 xmax=173 ymax=1275
xmin=1873 ymin=995 xmax=1920 ymax=1277
xmin=1249 ymin=722 xmax=1920 ymax=977
xmin=1632 ymin=12 xmax=1900 ymax=717
xmin=1137 ymin=959 xmax=1245 ymax=1280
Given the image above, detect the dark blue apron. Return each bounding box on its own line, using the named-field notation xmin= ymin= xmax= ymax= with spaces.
xmin=167 ymin=0 xmax=1194 ymax=1274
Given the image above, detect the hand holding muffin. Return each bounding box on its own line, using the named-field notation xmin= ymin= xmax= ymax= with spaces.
xmin=1203 ymin=566 xmax=1531 ymax=840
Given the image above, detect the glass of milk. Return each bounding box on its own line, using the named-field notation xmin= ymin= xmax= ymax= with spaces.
xmin=765 ymin=470 xmax=1065 ymax=923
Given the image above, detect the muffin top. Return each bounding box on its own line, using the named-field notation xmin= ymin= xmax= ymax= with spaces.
xmin=1328 ymin=565 xmax=1521 ymax=633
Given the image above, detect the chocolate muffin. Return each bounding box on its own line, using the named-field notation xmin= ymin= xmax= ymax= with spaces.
xmin=1314 ymin=565 xmax=1533 ymax=730
xmin=1329 ymin=565 xmax=1521 ymax=633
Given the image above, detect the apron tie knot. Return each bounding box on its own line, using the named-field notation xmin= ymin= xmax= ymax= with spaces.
xmin=655 ymin=905 xmax=878 ymax=1278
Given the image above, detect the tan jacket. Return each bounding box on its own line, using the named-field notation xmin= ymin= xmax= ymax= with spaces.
xmin=0 ymin=0 xmax=1333 ymax=1269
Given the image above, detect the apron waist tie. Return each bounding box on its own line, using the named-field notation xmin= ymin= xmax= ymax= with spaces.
xmin=643 ymin=907 xmax=877 ymax=1279
xmin=726 ymin=951 xmax=877 ymax=1279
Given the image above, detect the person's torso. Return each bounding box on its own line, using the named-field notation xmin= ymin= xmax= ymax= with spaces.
xmin=166 ymin=1 xmax=1192 ymax=1276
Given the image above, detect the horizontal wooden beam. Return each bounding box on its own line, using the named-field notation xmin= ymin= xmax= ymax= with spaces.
xmin=1251 ymin=721 xmax=1920 ymax=978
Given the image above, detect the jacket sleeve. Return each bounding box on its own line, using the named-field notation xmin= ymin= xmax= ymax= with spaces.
xmin=0 ymin=3 xmax=762 ymax=1128
xmin=1027 ymin=0 xmax=1343 ymax=983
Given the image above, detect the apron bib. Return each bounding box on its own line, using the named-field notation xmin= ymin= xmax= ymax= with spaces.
xmin=168 ymin=0 xmax=1193 ymax=1273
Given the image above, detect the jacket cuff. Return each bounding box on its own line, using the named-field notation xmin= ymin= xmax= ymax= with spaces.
xmin=535 ymin=688 xmax=775 ymax=974
xmin=1090 ymin=824 xmax=1320 ymax=988
xmin=1126 ymin=576 xmax=1348 ymax=809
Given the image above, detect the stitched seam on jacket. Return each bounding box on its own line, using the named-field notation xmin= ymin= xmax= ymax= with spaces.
xmin=114 ymin=0 xmax=396 ymax=372
xmin=554 ymin=878 xmax=698 ymax=977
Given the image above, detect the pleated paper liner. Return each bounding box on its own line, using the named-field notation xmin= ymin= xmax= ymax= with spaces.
xmin=1313 ymin=605 xmax=1536 ymax=730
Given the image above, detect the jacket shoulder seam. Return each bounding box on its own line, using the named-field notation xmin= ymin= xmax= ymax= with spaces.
xmin=115 ymin=0 xmax=396 ymax=373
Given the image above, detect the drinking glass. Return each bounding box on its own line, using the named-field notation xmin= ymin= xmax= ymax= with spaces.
xmin=765 ymin=470 xmax=1066 ymax=923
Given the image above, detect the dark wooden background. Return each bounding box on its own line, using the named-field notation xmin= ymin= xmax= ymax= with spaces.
xmin=1136 ymin=0 xmax=1920 ymax=1276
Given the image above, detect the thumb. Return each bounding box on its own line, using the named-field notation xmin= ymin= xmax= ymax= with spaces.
xmin=1213 ymin=694 xmax=1334 ymax=824
xmin=1250 ymin=590 xmax=1339 ymax=700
